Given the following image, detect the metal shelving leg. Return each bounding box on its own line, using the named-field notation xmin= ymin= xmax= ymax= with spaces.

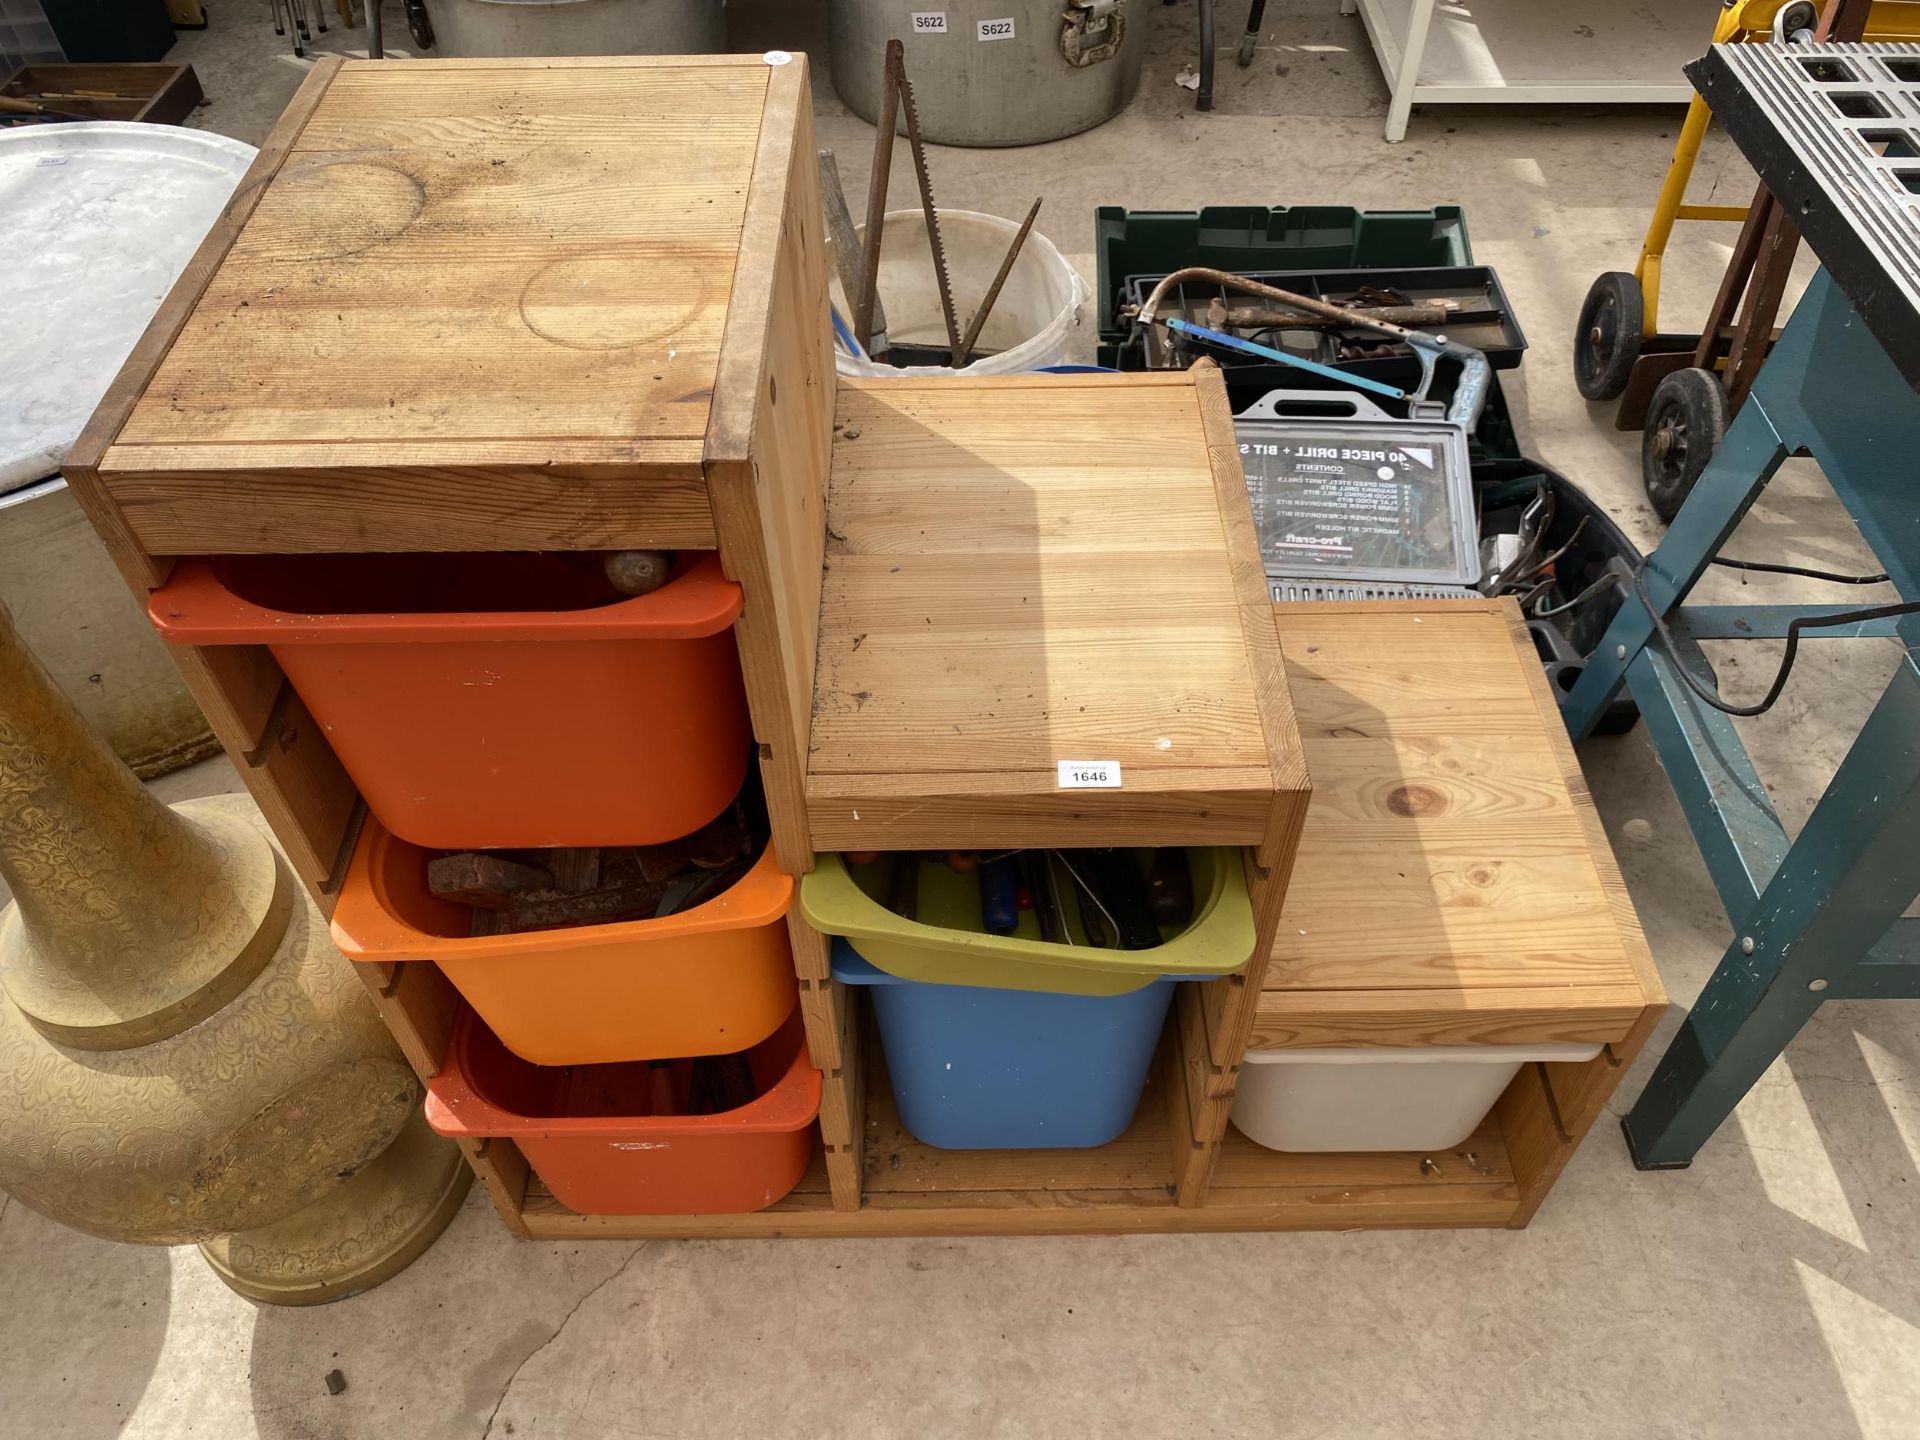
xmin=1197 ymin=0 xmax=1216 ymax=111
xmin=1384 ymin=0 xmax=1436 ymax=143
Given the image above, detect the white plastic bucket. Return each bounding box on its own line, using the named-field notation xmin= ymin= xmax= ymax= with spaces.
xmin=1231 ymin=1042 xmax=1603 ymax=1153
xmin=835 ymin=208 xmax=1091 ymax=377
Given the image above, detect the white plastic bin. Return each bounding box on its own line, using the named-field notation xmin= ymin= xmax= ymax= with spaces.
xmin=834 ymin=208 xmax=1090 ymax=377
xmin=1231 ymin=1042 xmax=1603 ymax=1152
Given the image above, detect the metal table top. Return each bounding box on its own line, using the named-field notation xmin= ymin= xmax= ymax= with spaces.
xmin=1690 ymin=40 xmax=1920 ymax=390
xmin=1 ymin=122 xmax=255 ymax=496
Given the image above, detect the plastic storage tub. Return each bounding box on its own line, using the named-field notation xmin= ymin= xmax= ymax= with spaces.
xmin=1231 ymin=1042 xmax=1603 ymax=1152
xmin=148 ymin=551 xmax=749 ymax=850
xmin=799 ymin=847 xmax=1253 ymax=996
xmin=331 ymin=818 xmax=799 ymax=1067
xmin=833 ymin=944 xmax=1173 ymax=1149
xmin=426 ymin=1007 xmax=821 ymax=1216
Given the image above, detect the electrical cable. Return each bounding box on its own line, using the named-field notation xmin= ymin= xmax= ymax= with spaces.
xmin=1710 ymin=556 xmax=1889 ymax=585
xmin=1530 ymin=571 xmax=1617 ymax=618
xmin=1630 ymin=567 xmax=1920 ymax=717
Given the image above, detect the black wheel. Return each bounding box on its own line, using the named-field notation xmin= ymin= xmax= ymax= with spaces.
xmin=405 ymin=0 xmax=434 ymax=49
xmin=1236 ymin=32 xmax=1257 ymax=66
xmin=1573 ymin=271 xmax=1644 ymax=402
xmin=1642 ymin=367 xmax=1728 ymax=522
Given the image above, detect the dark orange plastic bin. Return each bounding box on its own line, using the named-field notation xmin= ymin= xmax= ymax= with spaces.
xmin=332 ymin=818 xmax=800 ymax=1066
xmin=425 ymin=1007 xmax=821 ymax=1216
xmin=148 ymin=552 xmax=750 ymax=850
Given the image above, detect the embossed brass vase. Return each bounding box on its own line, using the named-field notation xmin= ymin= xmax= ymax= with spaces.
xmin=0 ymin=598 xmax=468 ymax=1302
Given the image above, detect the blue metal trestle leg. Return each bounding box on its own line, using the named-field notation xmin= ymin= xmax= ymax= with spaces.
xmin=1562 ymin=270 xmax=1920 ymax=1167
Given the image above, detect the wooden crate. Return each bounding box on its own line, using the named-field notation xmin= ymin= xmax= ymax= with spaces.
xmin=2 ymin=63 xmax=202 ymax=125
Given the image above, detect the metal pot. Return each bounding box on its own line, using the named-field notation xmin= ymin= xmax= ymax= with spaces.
xmin=828 ymin=0 xmax=1150 ymax=147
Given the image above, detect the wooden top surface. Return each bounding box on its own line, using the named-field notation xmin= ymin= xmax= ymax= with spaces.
xmin=806 ymin=370 xmax=1307 ymax=856
xmin=103 ymin=57 xmax=778 ymax=478
xmin=1254 ymin=600 xmax=1664 ymax=1049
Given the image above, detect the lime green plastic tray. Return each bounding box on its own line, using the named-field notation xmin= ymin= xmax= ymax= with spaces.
xmin=798 ymin=847 xmax=1255 ymax=997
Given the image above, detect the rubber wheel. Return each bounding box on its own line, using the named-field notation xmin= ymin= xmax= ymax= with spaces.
xmin=1573 ymin=271 xmax=1645 ymax=402
xmin=1642 ymin=367 xmax=1729 ymax=522
xmin=406 ymin=0 xmax=434 ymax=49
xmin=1236 ymin=33 xmax=1257 ymax=66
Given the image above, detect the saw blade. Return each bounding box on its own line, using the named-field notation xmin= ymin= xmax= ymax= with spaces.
xmin=894 ymin=65 xmax=963 ymax=360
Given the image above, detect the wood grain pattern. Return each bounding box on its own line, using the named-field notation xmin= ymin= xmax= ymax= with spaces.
xmin=807 ymin=372 xmax=1308 ymax=852
xmin=1254 ymin=601 xmax=1661 ymax=1048
xmin=62 ymin=58 xmax=342 ymax=588
xmin=99 ymin=451 xmax=714 ymax=556
xmin=1193 ymin=361 xmax=1312 ymax=871
xmin=797 ymin=976 xmax=846 ymax=1073
xmin=707 ymin=56 xmax=833 ymax=875
xmin=88 ymin=58 xmax=777 ymax=558
xmin=826 ymin=994 xmax=867 ymax=1213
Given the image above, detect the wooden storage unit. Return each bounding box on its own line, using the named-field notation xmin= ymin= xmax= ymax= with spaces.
xmin=1256 ymin=600 xmax=1661 ymax=1054
xmin=65 ymin=55 xmax=1658 ymax=1238
xmin=505 ymin=599 xmax=1660 ymax=1237
xmin=62 ymin=54 xmax=837 ymax=1236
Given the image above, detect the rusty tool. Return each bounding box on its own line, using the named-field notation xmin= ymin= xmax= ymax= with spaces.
xmin=546 ymin=847 xmax=601 ymax=893
xmin=892 ymin=47 xmax=963 ymax=362
xmin=854 ymin=41 xmax=904 ymax=355
xmin=0 ymin=95 xmax=92 ymax=123
xmin=1204 ymin=302 xmax=1456 ymax=330
xmin=956 ymin=197 xmax=1042 ymax=367
xmin=427 ymin=852 xmax=554 ymax=908
xmin=820 ymin=149 xmax=888 ymax=356
xmin=1138 ymin=266 xmax=1492 ymax=428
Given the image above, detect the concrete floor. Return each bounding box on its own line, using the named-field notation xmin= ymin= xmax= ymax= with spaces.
xmin=7 ymin=1 xmax=1920 ymax=1435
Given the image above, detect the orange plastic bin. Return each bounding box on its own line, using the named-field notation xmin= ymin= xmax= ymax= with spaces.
xmin=332 ymin=818 xmax=800 ymax=1066
xmin=148 ymin=551 xmax=750 ymax=850
xmin=426 ymin=1007 xmax=821 ymax=1216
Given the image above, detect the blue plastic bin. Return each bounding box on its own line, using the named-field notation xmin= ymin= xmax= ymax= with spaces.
xmin=832 ymin=941 xmax=1177 ymax=1150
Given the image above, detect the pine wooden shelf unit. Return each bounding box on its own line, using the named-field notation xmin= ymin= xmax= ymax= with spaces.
xmin=505 ymin=599 xmax=1661 ymax=1236
xmin=62 ymin=53 xmax=841 ymax=1234
xmin=64 ymin=54 xmax=1660 ymax=1238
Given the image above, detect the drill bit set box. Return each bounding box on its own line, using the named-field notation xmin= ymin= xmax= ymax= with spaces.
xmin=64 ymin=54 xmax=1658 ymax=1237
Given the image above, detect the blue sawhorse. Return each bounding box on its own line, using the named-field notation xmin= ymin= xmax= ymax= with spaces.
xmin=1564 ymin=269 xmax=1920 ymax=1169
